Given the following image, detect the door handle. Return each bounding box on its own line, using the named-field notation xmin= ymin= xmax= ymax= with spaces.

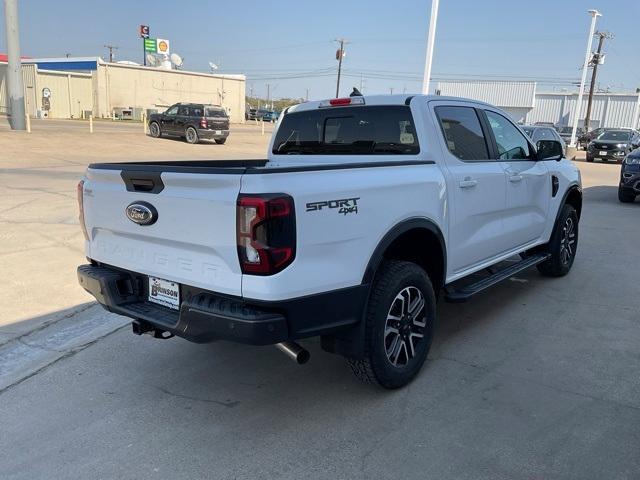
xmin=509 ymin=175 xmax=523 ymax=183
xmin=458 ymin=179 xmax=478 ymax=189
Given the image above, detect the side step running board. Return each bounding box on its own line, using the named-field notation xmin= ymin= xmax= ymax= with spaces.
xmin=445 ymin=253 xmax=551 ymax=303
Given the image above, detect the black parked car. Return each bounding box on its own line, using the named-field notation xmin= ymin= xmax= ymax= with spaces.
xmin=148 ymin=103 xmax=229 ymax=144
xmin=578 ymin=127 xmax=606 ymax=149
xmin=619 ymin=148 xmax=640 ymax=203
xmin=586 ymin=129 xmax=640 ymax=163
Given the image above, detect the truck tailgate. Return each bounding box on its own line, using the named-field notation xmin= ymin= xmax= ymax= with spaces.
xmin=83 ymin=167 xmax=242 ymax=295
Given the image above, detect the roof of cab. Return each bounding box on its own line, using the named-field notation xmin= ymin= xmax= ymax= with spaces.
xmin=286 ymin=94 xmax=493 ymax=114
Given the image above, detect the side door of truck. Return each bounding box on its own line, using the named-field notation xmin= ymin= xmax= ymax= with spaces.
xmin=161 ymin=104 xmax=179 ymax=134
xmin=481 ymin=109 xmax=550 ymax=248
xmin=429 ymin=101 xmax=509 ymax=274
xmin=174 ymin=105 xmax=191 ymax=136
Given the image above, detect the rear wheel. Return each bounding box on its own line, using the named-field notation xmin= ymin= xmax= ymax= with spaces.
xmin=618 ymin=188 xmax=636 ymax=203
xmin=185 ymin=126 xmax=199 ymax=144
xmin=347 ymin=261 xmax=435 ymax=389
xmin=215 ymin=138 xmax=227 ymax=145
xmin=586 ymin=155 xmax=594 ymax=162
xmin=537 ymin=204 xmax=578 ymax=277
xmin=149 ymin=122 xmax=161 ymax=138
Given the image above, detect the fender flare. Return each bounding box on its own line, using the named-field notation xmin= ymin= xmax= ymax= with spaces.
xmin=361 ymin=217 xmax=447 ymax=287
xmin=554 ymin=184 xmax=582 ymax=225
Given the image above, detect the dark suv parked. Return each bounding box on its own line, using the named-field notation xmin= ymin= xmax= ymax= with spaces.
xmin=619 ymin=148 xmax=640 ymax=203
xmin=586 ymin=129 xmax=640 ymax=163
xmin=148 ymin=103 xmax=229 ymax=144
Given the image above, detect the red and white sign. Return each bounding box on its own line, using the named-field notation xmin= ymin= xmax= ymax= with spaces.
xmin=139 ymin=25 xmax=150 ymax=38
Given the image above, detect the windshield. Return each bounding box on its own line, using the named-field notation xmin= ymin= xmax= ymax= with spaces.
xmin=206 ymin=108 xmax=227 ymax=118
xmin=559 ymin=127 xmax=574 ymax=134
xmin=522 ymin=127 xmax=534 ymax=137
xmin=272 ymin=105 xmax=420 ymax=155
xmin=598 ymin=130 xmax=631 ymax=141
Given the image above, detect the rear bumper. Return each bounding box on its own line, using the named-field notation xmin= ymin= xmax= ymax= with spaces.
xmin=78 ymin=263 xmax=367 ymax=345
xmin=197 ymin=128 xmax=229 ymax=140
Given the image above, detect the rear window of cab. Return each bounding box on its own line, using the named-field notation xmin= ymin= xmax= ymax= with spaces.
xmin=272 ymin=105 xmax=419 ymax=155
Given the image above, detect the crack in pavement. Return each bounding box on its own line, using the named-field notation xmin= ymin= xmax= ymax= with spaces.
xmin=154 ymin=385 xmax=240 ymax=408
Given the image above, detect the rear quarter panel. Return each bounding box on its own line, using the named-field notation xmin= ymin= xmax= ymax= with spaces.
xmin=240 ymin=164 xmax=447 ymax=301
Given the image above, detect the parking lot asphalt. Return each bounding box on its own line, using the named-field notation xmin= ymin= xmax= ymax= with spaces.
xmin=1 ymin=119 xmax=638 ymax=479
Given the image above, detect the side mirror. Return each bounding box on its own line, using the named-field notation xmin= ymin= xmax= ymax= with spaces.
xmin=536 ymin=140 xmax=563 ymax=161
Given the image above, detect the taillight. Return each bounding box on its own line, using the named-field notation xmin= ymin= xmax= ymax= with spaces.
xmin=237 ymin=194 xmax=296 ymax=275
xmin=199 ymin=117 xmax=207 ymax=128
xmin=77 ymin=180 xmax=89 ymax=241
xmin=319 ymin=97 xmax=365 ymax=108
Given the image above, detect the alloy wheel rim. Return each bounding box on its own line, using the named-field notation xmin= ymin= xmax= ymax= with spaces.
xmin=384 ymin=286 xmax=426 ymax=367
xmin=560 ymin=217 xmax=576 ymax=265
xmin=150 ymin=124 xmax=159 ymax=136
xmin=187 ymin=129 xmax=196 ymax=142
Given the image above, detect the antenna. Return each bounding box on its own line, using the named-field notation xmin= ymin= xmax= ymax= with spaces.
xmin=170 ymin=53 xmax=183 ymax=68
xmin=146 ymin=53 xmax=159 ymax=67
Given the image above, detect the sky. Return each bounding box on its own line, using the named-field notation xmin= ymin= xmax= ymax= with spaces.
xmin=1 ymin=0 xmax=639 ymax=100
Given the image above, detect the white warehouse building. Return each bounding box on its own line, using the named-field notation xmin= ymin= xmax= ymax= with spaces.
xmin=436 ymin=80 xmax=640 ymax=130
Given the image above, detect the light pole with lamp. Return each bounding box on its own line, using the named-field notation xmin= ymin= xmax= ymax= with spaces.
xmin=568 ymin=9 xmax=601 ymax=149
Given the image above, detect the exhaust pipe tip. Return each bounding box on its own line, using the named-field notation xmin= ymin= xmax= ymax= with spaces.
xmin=276 ymin=342 xmax=310 ymax=365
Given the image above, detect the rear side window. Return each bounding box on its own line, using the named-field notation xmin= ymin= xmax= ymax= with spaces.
xmin=177 ymin=105 xmax=189 ymax=116
xmin=272 ymin=105 xmax=419 ymax=155
xmin=190 ymin=105 xmax=204 ymax=117
xmin=435 ymin=106 xmax=489 ymax=161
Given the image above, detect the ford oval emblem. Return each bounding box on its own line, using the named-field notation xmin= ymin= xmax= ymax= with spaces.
xmin=125 ymin=201 xmax=158 ymax=226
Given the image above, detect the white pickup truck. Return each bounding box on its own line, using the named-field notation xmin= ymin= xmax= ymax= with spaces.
xmin=77 ymin=94 xmax=582 ymax=389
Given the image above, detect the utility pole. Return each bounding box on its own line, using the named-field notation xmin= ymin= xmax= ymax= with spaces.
xmin=569 ymin=9 xmax=601 ymax=148
xmin=422 ymin=0 xmax=440 ymax=94
xmin=584 ymin=31 xmax=612 ymax=132
xmin=4 ymin=0 xmax=26 ymax=130
xmin=266 ymin=83 xmax=270 ymax=109
xmin=335 ymin=38 xmax=347 ymax=98
xmin=104 ymin=44 xmax=118 ymax=63
xmin=305 ymin=88 xmax=309 ymax=102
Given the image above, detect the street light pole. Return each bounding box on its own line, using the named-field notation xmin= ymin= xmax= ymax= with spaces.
xmin=3 ymin=0 xmax=26 ymax=130
xmin=569 ymin=9 xmax=601 ymax=148
xmin=422 ymin=0 xmax=440 ymax=94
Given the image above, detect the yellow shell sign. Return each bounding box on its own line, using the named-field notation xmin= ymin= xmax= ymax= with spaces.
xmin=156 ymin=38 xmax=170 ymax=54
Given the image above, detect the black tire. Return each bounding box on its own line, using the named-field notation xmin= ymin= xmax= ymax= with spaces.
xmin=586 ymin=155 xmax=594 ymax=162
xmin=618 ymin=188 xmax=636 ymax=203
xmin=185 ymin=126 xmax=199 ymax=144
xmin=215 ymin=138 xmax=227 ymax=145
xmin=537 ymin=204 xmax=578 ymax=277
xmin=149 ymin=121 xmax=161 ymax=138
xmin=347 ymin=260 xmax=436 ymax=389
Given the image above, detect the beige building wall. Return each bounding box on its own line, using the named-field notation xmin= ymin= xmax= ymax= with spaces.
xmin=0 ymin=63 xmax=38 ymax=117
xmin=35 ymin=70 xmax=92 ymax=118
xmin=94 ymin=62 xmax=246 ymax=123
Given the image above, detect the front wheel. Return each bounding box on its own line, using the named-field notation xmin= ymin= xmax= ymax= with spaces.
xmin=185 ymin=126 xmax=199 ymax=144
xmin=149 ymin=122 xmax=161 ymax=138
xmin=537 ymin=204 xmax=578 ymax=277
xmin=347 ymin=261 xmax=436 ymax=389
